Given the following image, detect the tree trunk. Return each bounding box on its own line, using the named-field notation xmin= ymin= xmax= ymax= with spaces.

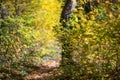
xmin=60 ymin=0 xmax=76 ymax=28
xmin=60 ymin=0 xmax=77 ymax=67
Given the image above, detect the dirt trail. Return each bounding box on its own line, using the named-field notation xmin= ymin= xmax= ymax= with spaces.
xmin=24 ymin=60 xmax=61 ymax=80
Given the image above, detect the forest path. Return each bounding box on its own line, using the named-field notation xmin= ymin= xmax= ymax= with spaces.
xmin=24 ymin=60 xmax=61 ymax=80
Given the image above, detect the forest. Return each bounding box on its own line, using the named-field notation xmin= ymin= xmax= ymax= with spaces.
xmin=0 ymin=0 xmax=120 ymax=80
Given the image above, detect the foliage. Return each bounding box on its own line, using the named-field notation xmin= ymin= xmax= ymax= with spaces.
xmin=0 ymin=0 xmax=120 ymax=79
xmin=0 ymin=0 xmax=61 ymax=79
xmin=55 ymin=1 xmax=120 ymax=80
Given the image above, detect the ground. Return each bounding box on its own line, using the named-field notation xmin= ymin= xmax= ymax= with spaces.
xmin=24 ymin=60 xmax=61 ymax=80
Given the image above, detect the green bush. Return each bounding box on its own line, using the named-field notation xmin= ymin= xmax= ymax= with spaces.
xmin=56 ymin=2 xmax=120 ymax=80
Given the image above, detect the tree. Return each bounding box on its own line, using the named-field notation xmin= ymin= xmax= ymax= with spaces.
xmin=57 ymin=0 xmax=120 ymax=79
xmin=60 ymin=0 xmax=77 ymax=28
